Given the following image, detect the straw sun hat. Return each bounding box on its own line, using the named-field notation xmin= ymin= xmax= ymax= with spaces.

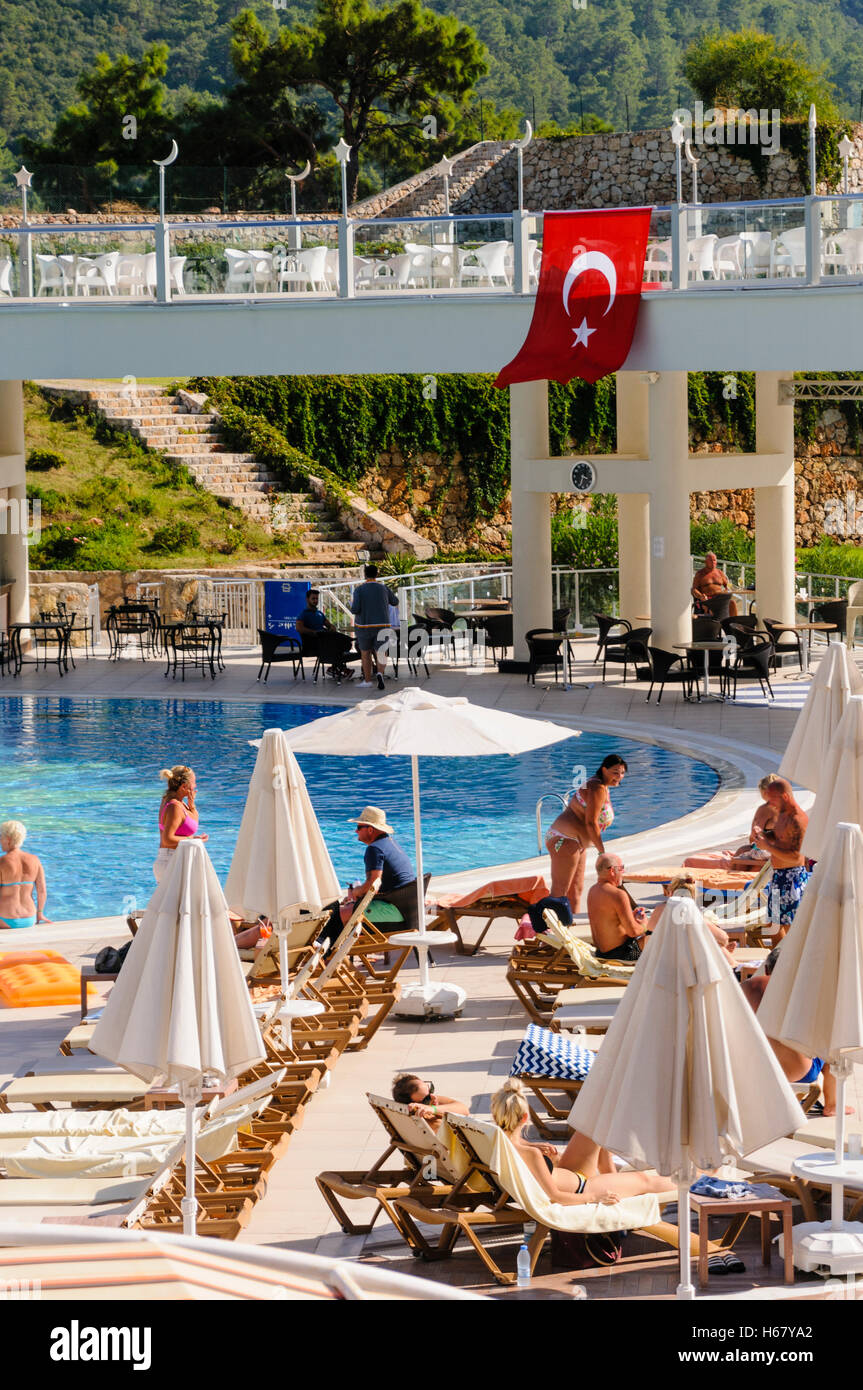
xmin=349 ymin=806 xmax=394 ymax=834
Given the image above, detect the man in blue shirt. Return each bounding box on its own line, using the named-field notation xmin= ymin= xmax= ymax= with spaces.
xmin=317 ymin=805 xmax=417 ymax=952
xmin=296 ymin=589 xmax=353 ymax=681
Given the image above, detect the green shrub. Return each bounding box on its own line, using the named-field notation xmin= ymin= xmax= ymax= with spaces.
xmin=147 ymin=519 xmax=201 ymax=554
xmin=27 ymin=448 xmax=68 ymax=471
xmin=690 ymin=517 xmax=755 ymax=563
xmin=29 ymin=521 xmax=137 ymax=570
xmin=551 ymin=505 xmax=619 ymax=568
xmin=797 ymin=542 xmax=863 ymax=579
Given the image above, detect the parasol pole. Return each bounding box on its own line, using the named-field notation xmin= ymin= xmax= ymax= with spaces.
xmin=831 ymin=1056 xmax=851 ymax=1229
xmin=411 ymin=754 xmax=430 ymax=989
xmin=676 ymin=1175 xmax=695 ymax=1298
xmin=180 ymin=1081 xmax=202 ymax=1237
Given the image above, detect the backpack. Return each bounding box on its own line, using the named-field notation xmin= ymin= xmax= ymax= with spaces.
xmin=527 ymin=895 xmax=573 ymax=935
xmin=94 ymin=941 xmax=131 ymax=974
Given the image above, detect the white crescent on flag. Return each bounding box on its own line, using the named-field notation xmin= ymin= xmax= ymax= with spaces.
xmin=562 ymin=250 xmax=617 ymax=317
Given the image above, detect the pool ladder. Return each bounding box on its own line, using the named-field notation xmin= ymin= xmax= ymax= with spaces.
xmin=536 ymin=792 xmax=569 ymax=854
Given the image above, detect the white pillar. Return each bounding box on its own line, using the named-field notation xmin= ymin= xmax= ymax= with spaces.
xmin=648 ymin=371 xmax=691 ymax=650
xmin=0 ymin=382 xmax=28 ymax=627
xmin=615 ymin=372 xmax=651 ymax=622
xmin=510 ymin=381 xmax=552 ymax=660
xmin=755 ymin=372 xmax=796 ymax=628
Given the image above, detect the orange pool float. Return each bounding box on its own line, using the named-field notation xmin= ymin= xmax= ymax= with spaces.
xmin=0 ymin=962 xmax=96 ymax=1008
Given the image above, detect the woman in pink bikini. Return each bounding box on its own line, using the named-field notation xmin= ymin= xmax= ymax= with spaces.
xmin=545 ymin=754 xmax=627 ymax=914
xmin=154 ymin=765 xmax=208 ymax=884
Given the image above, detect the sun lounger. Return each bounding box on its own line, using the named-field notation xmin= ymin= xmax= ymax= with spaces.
xmin=509 ymin=1024 xmax=600 ymax=1138
xmin=705 ymin=862 xmax=773 ymax=944
xmin=316 ymin=1093 xmax=469 ymax=1238
xmin=241 ymin=908 xmax=332 ymax=984
xmin=427 ymin=873 xmax=550 ymax=955
xmin=551 ymin=985 xmax=625 ymax=1035
xmin=392 ymin=1113 xmax=683 ymax=1285
xmin=506 ymin=913 xmax=635 ymax=1025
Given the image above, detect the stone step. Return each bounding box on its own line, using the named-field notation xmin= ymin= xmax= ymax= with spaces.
xmin=185 ymin=465 xmax=281 ymax=484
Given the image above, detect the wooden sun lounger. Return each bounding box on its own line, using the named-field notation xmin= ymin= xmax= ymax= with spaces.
xmin=393 ymin=1114 xmax=740 ymax=1286
xmin=316 ymin=1093 xmax=486 ymax=1239
xmin=426 ymin=874 xmax=550 ymax=956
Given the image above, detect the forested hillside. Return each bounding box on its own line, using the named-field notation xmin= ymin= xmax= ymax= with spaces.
xmin=3 ymin=0 xmax=863 ymax=158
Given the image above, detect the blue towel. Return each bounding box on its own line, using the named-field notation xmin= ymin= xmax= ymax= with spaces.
xmin=690 ymin=1175 xmax=755 ymax=1200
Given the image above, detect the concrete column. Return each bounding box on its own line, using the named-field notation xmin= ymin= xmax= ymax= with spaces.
xmin=648 ymin=371 xmax=692 ymax=650
xmin=510 ymin=380 xmax=552 ymax=660
xmin=615 ymin=372 xmax=651 ymax=622
xmin=755 ymin=372 xmax=796 ymax=628
xmin=0 ymin=382 xmax=28 ymax=626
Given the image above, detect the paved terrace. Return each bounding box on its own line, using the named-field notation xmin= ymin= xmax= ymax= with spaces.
xmin=1 ymin=637 xmax=859 ymax=1298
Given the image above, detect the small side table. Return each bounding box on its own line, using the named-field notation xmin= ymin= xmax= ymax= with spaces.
xmin=690 ymin=1182 xmax=793 ymax=1287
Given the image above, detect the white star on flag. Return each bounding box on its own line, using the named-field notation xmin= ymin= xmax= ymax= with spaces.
xmin=572 ymin=317 xmax=596 ymax=348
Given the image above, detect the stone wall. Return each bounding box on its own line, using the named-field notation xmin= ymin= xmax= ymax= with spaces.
xmin=350 ymin=451 xmax=511 ymax=553
xmin=691 ymin=413 xmax=863 ymax=547
xmin=398 ymin=127 xmax=863 ymax=216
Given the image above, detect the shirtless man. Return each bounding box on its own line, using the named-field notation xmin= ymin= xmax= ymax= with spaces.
xmin=753 ymin=775 xmax=810 ymax=938
xmin=692 ymin=552 xmax=738 ymax=617
xmin=586 ymin=854 xmax=647 ymax=962
xmin=743 ymin=953 xmax=842 ymax=1115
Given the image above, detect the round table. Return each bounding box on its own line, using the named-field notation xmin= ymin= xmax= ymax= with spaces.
xmin=789 ymin=1152 xmax=863 ymax=1274
xmin=673 ymin=640 xmax=730 ymax=701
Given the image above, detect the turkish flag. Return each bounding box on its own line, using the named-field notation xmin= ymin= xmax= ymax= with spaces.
xmin=494 ymin=207 xmax=652 ymax=388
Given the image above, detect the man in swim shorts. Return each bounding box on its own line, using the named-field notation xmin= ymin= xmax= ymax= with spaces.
xmin=586 ymin=854 xmax=648 ymax=962
xmin=753 ymin=776 xmax=810 ymax=938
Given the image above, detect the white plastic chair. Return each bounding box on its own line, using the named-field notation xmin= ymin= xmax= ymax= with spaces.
xmin=225 ymin=247 xmax=255 ymax=293
xmin=769 ymin=226 xmax=806 ymax=277
xmin=713 ymin=236 xmax=744 ymax=280
xmin=643 ymin=239 xmax=672 ymax=282
xmin=739 ymin=231 xmax=772 ymax=277
xmin=0 ymin=259 xmax=11 ymax=296
xmin=823 ymin=228 xmax=863 ymax=276
xmin=35 ymin=254 xmax=66 ymax=296
xmin=404 ymin=242 xmax=433 ymax=287
xmin=458 ymin=240 xmax=511 ymax=288
xmin=116 ymin=254 xmax=147 ymax=296
xmin=169 ymin=256 xmax=187 ymax=294
xmin=845 ymin=580 xmax=863 ymax=647
xmin=687 ymin=234 xmax=718 ymax=281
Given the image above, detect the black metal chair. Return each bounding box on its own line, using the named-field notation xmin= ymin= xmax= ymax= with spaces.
xmin=601 ymin=626 xmax=652 ymax=683
xmin=475 ymin=612 xmax=513 ymax=664
xmin=305 ymin=630 xmax=360 ymax=684
xmin=763 ymin=619 xmax=805 ymax=674
xmin=593 ymin=613 xmax=631 ymax=665
xmin=721 ymin=634 xmax=775 ymax=701
xmin=406 ymin=624 xmax=430 ymax=679
xmin=722 ymin=614 xmax=757 ymax=638
xmin=704 ymin=592 xmax=732 ymax=623
xmin=810 ymin=599 xmax=846 ymax=648
xmin=635 ymin=646 xmax=695 ymax=704
xmin=552 ymin=607 xmax=570 ymax=633
xmin=164 ymin=619 xmax=219 ymax=681
xmin=525 ymin=629 xmax=565 ymax=685
xmin=257 ymin=629 xmax=304 ymax=683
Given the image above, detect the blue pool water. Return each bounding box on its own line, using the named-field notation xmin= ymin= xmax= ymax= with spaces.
xmin=0 ymin=697 xmax=719 ymax=921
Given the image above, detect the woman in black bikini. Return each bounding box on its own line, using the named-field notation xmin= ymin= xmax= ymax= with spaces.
xmin=491 ymin=1078 xmax=673 ymax=1205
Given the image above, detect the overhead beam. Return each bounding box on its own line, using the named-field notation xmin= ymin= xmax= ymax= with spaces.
xmin=521 ymin=453 xmax=790 ymax=493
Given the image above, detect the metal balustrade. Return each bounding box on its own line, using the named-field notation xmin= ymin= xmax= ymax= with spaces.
xmin=3 ymin=196 xmax=863 ymax=305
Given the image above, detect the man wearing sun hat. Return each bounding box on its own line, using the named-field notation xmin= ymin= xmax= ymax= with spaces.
xmin=318 ymin=805 xmax=417 ymax=951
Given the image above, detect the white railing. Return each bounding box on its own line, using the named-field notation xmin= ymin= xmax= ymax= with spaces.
xmin=204 ymin=578 xmax=264 ymax=647
xmin=5 ymin=194 xmax=863 ymax=304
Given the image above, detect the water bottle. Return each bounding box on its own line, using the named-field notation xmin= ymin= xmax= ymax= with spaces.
xmin=516 ymin=1244 xmax=531 ymax=1286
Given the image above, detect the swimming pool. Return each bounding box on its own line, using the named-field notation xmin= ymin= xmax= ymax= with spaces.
xmin=0 ymin=697 xmax=719 ymax=921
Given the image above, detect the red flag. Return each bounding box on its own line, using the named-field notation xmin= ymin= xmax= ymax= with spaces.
xmin=495 ymin=208 xmax=652 ymax=388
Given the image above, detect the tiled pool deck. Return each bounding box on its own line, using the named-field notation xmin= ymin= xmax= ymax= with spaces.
xmin=1 ymin=635 xmax=857 ymax=1299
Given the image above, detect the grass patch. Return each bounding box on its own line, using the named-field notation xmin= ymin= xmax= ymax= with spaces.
xmin=24 ymin=383 xmax=292 ymax=571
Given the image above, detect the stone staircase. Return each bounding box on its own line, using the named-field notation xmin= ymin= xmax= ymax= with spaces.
xmin=38 ymin=382 xmax=365 ymax=563
xmin=350 ymin=140 xmax=515 ymax=220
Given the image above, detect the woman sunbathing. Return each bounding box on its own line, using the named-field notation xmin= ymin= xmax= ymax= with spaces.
xmin=683 ymin=776 xmax=778 ymax=872
xmin=643 ymin=876 xmax=737 ymax=965
xmin=491 ymin=1078 xmax=672 ymax=1206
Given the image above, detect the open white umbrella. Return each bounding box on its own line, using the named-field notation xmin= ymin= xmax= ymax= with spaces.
xmin=757 ymin=821 xmax=863 ymax=1274
xmin=91 ymin=838 xmax=264 ymax=1234
xmin=803 ymin=694 xmax=863 ymax=860
xmin=570 ymin=894 xmax=804 ymax=1298
xmin=278 ymin=687 xmax=577 ymax=1018
xmin=225 ymin=728 xmax=341 ymax=1035
xmin=779 ymin=643 xmax=863 ymax=792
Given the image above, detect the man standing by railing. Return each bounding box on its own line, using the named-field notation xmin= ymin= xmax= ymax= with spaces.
xmin=351 ymin=564 xmax=398 ymax=690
